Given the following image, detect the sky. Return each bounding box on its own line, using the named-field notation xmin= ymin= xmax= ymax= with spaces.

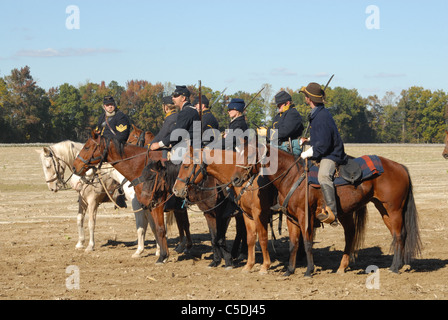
xmin=1 ymin=0 xmax=447 ymax=99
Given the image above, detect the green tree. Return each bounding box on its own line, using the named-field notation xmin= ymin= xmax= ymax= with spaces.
xmin=2 ymin=66 xmax=51 ymax=142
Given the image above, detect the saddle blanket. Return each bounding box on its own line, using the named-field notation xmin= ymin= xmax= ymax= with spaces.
xmin=308 ymin=155 xmax=384 ymax=187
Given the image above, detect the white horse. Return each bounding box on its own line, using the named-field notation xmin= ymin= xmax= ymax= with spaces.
xmin=36 ymin=140 xmax=157 ymax=257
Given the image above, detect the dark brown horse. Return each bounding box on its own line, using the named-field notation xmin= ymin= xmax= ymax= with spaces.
xmin=143 ymin=159 xmax=249 ymax=269
xmin=127 ymin=124 xmax=155 ymax=147
xmin=173 ymin=147 xmax=275 ymax=274
xmin=73 ymin=132 xmax=179 ymax=264
xmin=442 ymin=131 xmax=448 ymax=159
xmin=126 ymin=126 xmax=192 ymax=255
xmin=231 ymin=143 xmax=422 ymax=276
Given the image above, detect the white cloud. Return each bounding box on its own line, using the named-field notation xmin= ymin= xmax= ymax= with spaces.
xmin=270 ymin=68 xmax=297 ymax=77
xmin=365 ymin=73 xmax=406 ymax=79
xmin=14 ymin=47 xmax=121 ymax=58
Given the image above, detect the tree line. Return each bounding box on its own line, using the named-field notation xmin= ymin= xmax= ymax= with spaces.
xmin=1 ymin=66 xmax=447 ymax=144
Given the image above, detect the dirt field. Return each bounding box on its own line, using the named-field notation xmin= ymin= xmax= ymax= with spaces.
xmin=1 ymin=144 xmax=447 ymax=301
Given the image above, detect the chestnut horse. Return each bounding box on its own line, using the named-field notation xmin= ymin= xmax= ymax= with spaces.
xmin=127 ymin=124 xmax=155 ymax=147
xmin=442 ymin=131 xmax=448 ymax=159
xmin=72 ymin=132 xmax=186 ymax=264
xmin=231 ymin=143 xmax=422 ymax=276
xmin=173 ymin=147 xmax=275 ymax=274
xmin=126 ymin=126 xmax=192 ymax=256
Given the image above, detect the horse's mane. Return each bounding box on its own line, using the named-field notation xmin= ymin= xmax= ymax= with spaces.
xmin=50 ymin=140 xmax=84 ymax=165
xmin=142 ymin=160 xmax=180 ymax=193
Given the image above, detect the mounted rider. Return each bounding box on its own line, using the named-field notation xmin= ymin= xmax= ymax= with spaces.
xmin=193 ymin=95 xmax=220 ymax=147
xmin=95 ymin=95 xmax=131 ymax=144
xmin=299 ymin=82 xmax=347 ymax=226
xmin=267 ymin=90 xmax=304 ymax=156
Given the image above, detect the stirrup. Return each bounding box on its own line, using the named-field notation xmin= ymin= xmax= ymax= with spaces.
xmin=316 ymin=207 xmax=338 ymax=227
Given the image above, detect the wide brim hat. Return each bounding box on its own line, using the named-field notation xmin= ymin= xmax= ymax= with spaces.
xmin=300 ymin=82 xmax=325 ymax=104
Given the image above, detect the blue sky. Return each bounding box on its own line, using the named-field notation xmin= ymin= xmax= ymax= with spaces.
xmin=1 ymin=0 xmax=447 ymax=99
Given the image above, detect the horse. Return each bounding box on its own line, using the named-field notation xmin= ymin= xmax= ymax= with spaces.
xmin=127 ymin=124 xmax=155 ymax=147
xmin=230 ymin=143 xmax=422 ymax=276
xmin=142 ymin=157 xmax=250 ymax=269
xmin=36 ymin=141 xmax=140 ymax=254
xmin=72 ymin=132 xmax=188 ymax=264
xmin=126 ymin=125 xmax=192 ymax=255
xmin=442 ymin=131 xmax=448 ymax=159
xmin=172 ymin=146 xmax=276 ymax=274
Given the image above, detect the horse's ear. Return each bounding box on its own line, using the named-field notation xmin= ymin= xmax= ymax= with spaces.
xmin=43 ymin=147 xmax=52 ymax=157
xmin=91 ymin=129 xmax=96 ymax=139
xmin=155 ymin=160 xmax=164 ymax=170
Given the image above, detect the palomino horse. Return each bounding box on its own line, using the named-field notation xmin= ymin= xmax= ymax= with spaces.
xmin=172 ymin=147 xmax=275 ymax=274
xmin=442 ymin=131 xmax=448 ymax=159
xmin=72 ymin=132 xmax=188 ymax=264
xmin=36 ymin=141 xmax=140 ymax=254
xmin=126 ymin=125 xmax=192 ymax=255
xmin=231 ymin=143 xmax=422 ymax=276
xmin=142 ymin=159 xmax=249 ymax=269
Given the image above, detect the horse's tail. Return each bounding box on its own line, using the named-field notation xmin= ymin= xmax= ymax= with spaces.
xmin=351 ymin=205 xmax=368 ymax=260
xmin=401 ymin=166 xmax=422 ymax=264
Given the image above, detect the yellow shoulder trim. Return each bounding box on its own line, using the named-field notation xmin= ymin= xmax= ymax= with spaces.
xmin=115 ymin=124 xmax=128 ymax=132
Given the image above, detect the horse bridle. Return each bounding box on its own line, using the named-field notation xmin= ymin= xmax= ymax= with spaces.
xmin=76 ymin=137 xmax=108 ymax=171
xmin=44 ymin=147 xmax=73 ymax=190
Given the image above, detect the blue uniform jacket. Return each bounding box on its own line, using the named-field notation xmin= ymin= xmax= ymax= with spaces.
xmin=309 ymin=105 xmax=347 ymax=164
xmin=268 ymin=107 xmax=304 ymax=143
xmin=161 ymin=103 xmax=200 ymax=147
xmin=96 ymin=110 xmax=131 ymax=144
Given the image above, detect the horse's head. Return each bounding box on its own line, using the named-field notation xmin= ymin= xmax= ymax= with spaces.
xmin=138 ymin=160 xmax=171 ymax=208
xmin=173 ymin=147 xmax=207 ymax=198
xmin=229 ymin=138 xmax=265 ymax=187
xmin=36 ymin=146 xmax=67 ymax=192
xmin=443 ymin=131 xmax=448 ymax=159
xmin=72 ymin=131 xmax=107 ymax=176
xmin=127 ymin=124 xmax=155 ymax=147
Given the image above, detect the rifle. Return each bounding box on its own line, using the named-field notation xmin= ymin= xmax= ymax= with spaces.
xmin=210 ymin=87 xmax=227 ymax=108
xmin=244 ymin=86 xmax=265 ymax=111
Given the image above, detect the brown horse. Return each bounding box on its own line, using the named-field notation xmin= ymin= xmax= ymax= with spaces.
xmin=231 ymin=143 xmax=422 ymax=276
xmin=127 ymin=124 xmax=155 ymax=147
xmin=143 ymin=159 xmax=249 ymax=269
xmin=126 ymin=125 xmax=192 ymax=255
xmin=173 ymin=147 xmax=275 ymax=274
xmin=442 ymin=131 xmax=448 ymax=159
xmin=73 ymin=132 xmax=178 ymax=264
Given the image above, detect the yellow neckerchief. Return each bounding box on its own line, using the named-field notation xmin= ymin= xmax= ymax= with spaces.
xmin=279 ymin=104 xmax=291 ymax=115
xmin=165 ymin=110 xmax=176 ymax=118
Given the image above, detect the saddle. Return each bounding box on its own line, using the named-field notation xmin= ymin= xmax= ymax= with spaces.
xmin=308 ymin=155 xmax=384 ymax=187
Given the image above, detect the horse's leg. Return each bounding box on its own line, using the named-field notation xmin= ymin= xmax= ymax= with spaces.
xmin=173 ymin=209 xmax=192 ymax=254
xmin=132 ymin=197 xmax=148 ymax=258
xmin=75 ymin=194 xmax=87 ymax=250
xmin=204 ymin=212 xmax=223 ymax=268
xmin=300 ymin=215 xmax=315 ymax=278
xmin=337 ymin=211 xmax=355 ymax=274
xmin=373 ymin=199 xmax=405 ymax=273
xmin=145 ymin=207 xmax=160 ymax=256
xmin=231 ymin=214 xmax=247 ymax=260
xmin=85 ymin=194 xmax=100 ymax=252
xmin=256 ymin=207 xmax=271 ymax=275
xmin=284 ymin=218 xmax=300 ymax=277
xmin=150 ymin=206 xmax=169 ymax=264
xmin=241 ymin=213 xmax=257 ymax=273
xmin=215 ymin=207 xmax=233 ymax=269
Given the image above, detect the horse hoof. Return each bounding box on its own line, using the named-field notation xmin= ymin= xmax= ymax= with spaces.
xmin=132 ymin=252 xmax=143 ymax=258
xmin=207 ymin=261 xmax=220 ymax=268
xmin=225 ymin=266 xmax=233 ymax=271
xmin=85 ymin=247 xmax=94 ymax=253
xmin=259 ymin=269 xmax=268 ymax=276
